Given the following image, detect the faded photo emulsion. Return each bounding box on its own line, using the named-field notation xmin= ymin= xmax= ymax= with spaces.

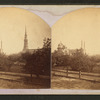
xmin=0 ymin=5 xmax=100 ymax=94
xmin=0 ymin=7 xmax=51 ymax=89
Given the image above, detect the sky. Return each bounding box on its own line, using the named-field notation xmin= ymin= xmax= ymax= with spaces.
xmin=0 ymin=5 xmax=100 ymax=55
xmin=52 ymin=7 xmax=100 ymax=55
xmin=1 ymin=5 xmax=100 ymax=27
xmin=0 ymin=7 xmax=50 ymax=54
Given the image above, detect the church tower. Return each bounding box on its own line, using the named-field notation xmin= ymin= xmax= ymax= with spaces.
xmin=23 ymin=27 xmax=28 ymax=52
xmin=0 ymin=41 xmax=3 ymax=53
xmin=80 ymin=40 xmax=86 ymax=54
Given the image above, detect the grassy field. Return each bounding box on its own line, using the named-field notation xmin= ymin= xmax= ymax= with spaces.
xmin=0 ymin=70 xmax=50 ymax=89
xmin=52 ymin=66 xmax=100 ymax=89
xmin=0 ymin=77 xmax=50 ymax=89
xmin=0 ymin=64 xmax=50 ymax=89
xmin=51 ymin=76 xmax=100 ymax=89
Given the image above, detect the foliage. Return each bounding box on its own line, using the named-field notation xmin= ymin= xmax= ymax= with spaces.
xmin=23 ymin=38 xmax=51 ymax=77
xmin=70 ymin=49 xmax=95 ymax=72
xmin=8 ymin=53 xmax=22 ymax=62
xmin=52 ymin=43 xmax=96 ymax=72
xmin=52 ymin=52 xmax=70 ymax=66
xmin=52 ymin=43 xmax=70 ymax=67
xmin=0 ymin=53 xmax=14 ymax=71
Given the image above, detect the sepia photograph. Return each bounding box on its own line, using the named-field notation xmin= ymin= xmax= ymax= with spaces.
xmin=0 ymin=5 xmax=100 ymax=94
xmin=0 ymin=6 xmax=51 ymax=89
xmin=52 ymin=6 xmax=100 ymax=90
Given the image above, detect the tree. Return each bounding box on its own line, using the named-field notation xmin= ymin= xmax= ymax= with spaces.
xmin=0 ymin=53 xmax=14 ymax=71
xmin=52 ymin=43 xmax=70 ymax=67
xmin=0 ymin=53 xmax=7 ymax=69
xmin=70 ymin=49 xmax=95 ymax=72
xmin=23 ymin=38 xmax=51 ymax=80
xmin=8 ymin=53 xmax=22 ymax=62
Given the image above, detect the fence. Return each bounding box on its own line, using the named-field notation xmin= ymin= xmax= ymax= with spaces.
xmin=52 ymin=68 xmax=100 ymax=82
xmin=0 ymin=71 xmax=50 ymax=83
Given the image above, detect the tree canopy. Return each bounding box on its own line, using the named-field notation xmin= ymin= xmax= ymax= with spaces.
xmin=22 ymin=38 xmax=51 ymax=78
xmin=52 ymin=43 xmax=96 ymax=72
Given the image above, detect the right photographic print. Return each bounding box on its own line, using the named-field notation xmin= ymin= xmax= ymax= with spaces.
xmin=51 ymin=6 xmax=100 ymax=90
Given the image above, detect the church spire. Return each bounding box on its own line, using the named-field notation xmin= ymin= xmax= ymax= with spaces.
xmin=23 ymin=26 xmax=28 ymax=52
xmin=81 ymin=40 xmax=83 ymax=49
xmin=0 ymin=40 xmax=3 ymax=53
xmin=25 ymin=26 xmax=27 ymax=38
xmin=84 ymin=41 xmax=86 ymax=54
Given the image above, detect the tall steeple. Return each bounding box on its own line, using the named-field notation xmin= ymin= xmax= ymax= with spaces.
xmin=81 ymin=40 xmax=83 ymax=49
xmin=0 ymin=41 xmax=3 ymax=53
xmin=23 ymin=26 xmax=28 ymax=52
xmin=80 ymin=40 xmax=86 ymax=54
xmin=84 ymin=41 xmax=86 ymax=54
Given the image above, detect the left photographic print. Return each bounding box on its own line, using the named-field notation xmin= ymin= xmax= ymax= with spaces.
xmin=0 ymin=6 xmax=51 ymax=89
